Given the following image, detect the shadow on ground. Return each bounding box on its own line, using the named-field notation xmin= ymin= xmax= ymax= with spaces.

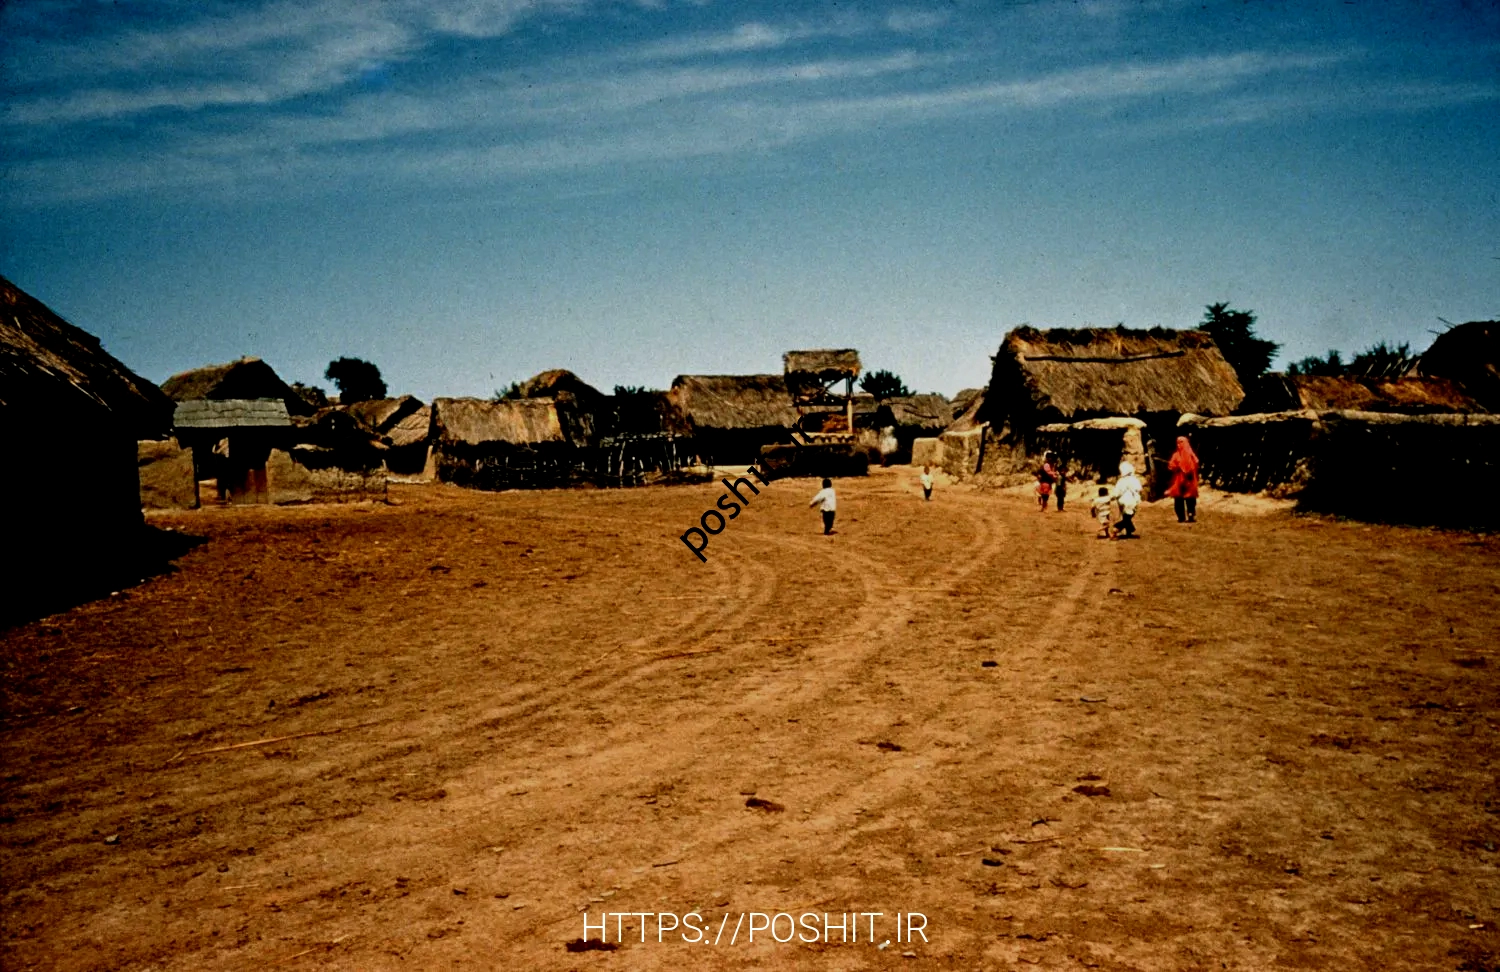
xmin=3 ymin=525 xmax=206 ymax=629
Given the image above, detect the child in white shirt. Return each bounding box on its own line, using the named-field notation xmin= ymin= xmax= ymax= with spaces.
xmin=920 ymin=465 xmax=934 ymax=501
xmin=1112 ymin=462 xmax=1144 ymax=538
xmin=809 ymin=478 xmax=837 ymax=535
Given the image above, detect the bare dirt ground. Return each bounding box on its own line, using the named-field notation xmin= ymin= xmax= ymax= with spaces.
xmin=3 ymin=468 xmax=1498 ymax=971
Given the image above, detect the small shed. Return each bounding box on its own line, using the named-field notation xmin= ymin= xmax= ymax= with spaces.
xmin=172 ymin=399 xmax=292 ymax=503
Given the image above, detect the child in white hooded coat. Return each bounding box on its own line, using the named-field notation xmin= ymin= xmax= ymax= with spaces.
xmin=1112 ymin=461 xmax=1144 ymax=538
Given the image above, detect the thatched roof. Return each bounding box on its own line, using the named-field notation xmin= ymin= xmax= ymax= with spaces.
xmin=951 ymin=387 xmax=981 ymax=413
xmin=784 ymin=349 xmax=861 ymax=404
xmin=0 ymin=274 xmax=174 ymax=436
xmin=516 ymin=368 xmax=605 ymax=403
xmin=989 ymin=326 xmax=1244 ymax=423
xmin=1413 ymin=320 xmax=1500 ymax=411
xmin=667 ymin=375 xmax=800 ymax=431
xmin=344 ymin=395 xmax=424 ymax=434
xmin=1244 ymin=374 xmax=1485 ymax=414
xmin=876 ymin=393 xmax=951 ymax=429
xmin=174 ymin=399 xmax=291 ymax=429
xmin=292 ymin=406 xmax=389 ymax=452
xmin=432 ymin=397 xmax=590 ymax=447
xmin=946 ymin=389 xmax=987 ymax=433
xmin=161 ymin=357 xmax=315 ymax=416
xmin=784 ymin=349 xmax=861 ymax=378
xmin=386 ymin=405 xmax=432 ymax=447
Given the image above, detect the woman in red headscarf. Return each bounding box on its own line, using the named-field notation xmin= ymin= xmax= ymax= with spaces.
xmin=1166 ymin=435 xmax=1200 ymax=523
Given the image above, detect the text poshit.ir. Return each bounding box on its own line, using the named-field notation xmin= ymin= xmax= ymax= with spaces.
xmin=680 ymin=467 xmax=770 ymax=562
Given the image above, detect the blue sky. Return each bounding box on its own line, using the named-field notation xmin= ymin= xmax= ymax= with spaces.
xmin=2 ymin=0 xmax=1497 ymax=400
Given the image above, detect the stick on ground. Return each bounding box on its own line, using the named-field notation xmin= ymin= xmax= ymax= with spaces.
xmin=172 ymin=723 xmax=380 ymax=761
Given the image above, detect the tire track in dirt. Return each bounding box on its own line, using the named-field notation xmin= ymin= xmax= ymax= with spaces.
xmin=401 ymin=493 xmax=1127 ymax=963
xmin=174 ymin=490 xmax=1011 ymax=968
xmin=56 ymin=486 xmax=1096 ymax=970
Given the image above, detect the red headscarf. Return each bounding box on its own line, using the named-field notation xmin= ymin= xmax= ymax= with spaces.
xmin=1171 ymin=436 xmax=1199 ymax=475
xmin=1167 ymin=436 xmax=1199 ymax=499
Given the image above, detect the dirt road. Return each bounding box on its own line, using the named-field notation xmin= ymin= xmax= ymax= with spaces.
xmin=3 ymin=470 xmax=1498 ymax=970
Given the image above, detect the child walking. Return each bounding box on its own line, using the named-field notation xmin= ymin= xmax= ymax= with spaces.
xmin=1091 ymin=485 xmax=1113 ymax=539
xmin=809 ymin=478 xmax=837 ymax=535
xmin=920 ymin=465 xmax=934 ymax=501
xmin=1036 ymin=456 xmax=1057 ymax=511
xmin=1112 ymin=461 xmax=1144 ymax=539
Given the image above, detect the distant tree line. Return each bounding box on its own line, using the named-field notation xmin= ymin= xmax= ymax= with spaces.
xmin=1285 ymin=341 xmax=1415 ymax=379
xmin=1197 ymin=303 xmax=1416 ymax=383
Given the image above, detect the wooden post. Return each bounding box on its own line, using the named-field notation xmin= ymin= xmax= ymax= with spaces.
xmin=845 ymin=376 xmax=854 ymax=436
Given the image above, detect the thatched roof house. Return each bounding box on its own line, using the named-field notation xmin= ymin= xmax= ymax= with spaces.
xmin=1412 ymin=320 xmax=1500 ymax=411
xmin=2 ymin=275 xmax=175 ymax=622
xmin=958 ymin=327 xmax=1243 ymax=482
xmin=1243 ymin=374 xmax=1485 ymax=415
xmin=987 ymin=326 xmax=1245 ymax=428
xmin=665 ymin=374 xmax=800 ymax=465
xmin=666 ymin=375 xmax=799 ymax=432
xmin=162 ymin=356 xmax=315 ymax=416
xmin=430 ymin=396 xmax=599 ymax=490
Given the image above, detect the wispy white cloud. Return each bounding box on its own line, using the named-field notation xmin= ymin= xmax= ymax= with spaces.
xmin=2 ymin=0 xmax=1493 ymax=207
xmin=885 ymin=9 xmax=951 ymax=33
xmin=626 ymin=21 xmax=844 ymax=61
xmin=1 ymin=0 xmax=583 ymax=125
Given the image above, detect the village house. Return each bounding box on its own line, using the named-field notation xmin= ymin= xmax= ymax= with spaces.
xmin=1 ymin=274 xmax=175 ymax=621
xmin=665 ymin=374 xmax=801 ymax=466
xmin=946 ymin=326 xmax=1244 ymax=485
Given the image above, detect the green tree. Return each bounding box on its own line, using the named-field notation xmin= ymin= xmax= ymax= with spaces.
xmin=493 ymin=381 xmax=524 ymax=401
xmin=324 ymin=357 xmax=387 ymax=403
xmin=1199 ymin=303 xmax=1280 ymax=387
xmin=1287 ymin=350 xmax=1345 ymax=377
xmin=859 ymin=369 xmax=911 ymax=400
xmin=1348 ymin=341 xmax=1413 ymax=379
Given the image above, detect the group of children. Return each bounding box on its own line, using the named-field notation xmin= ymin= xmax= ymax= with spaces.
xmin=809 ymin=437 xmax=1201 ymax=540
xmin=1039 ymin=437 xmax=1202 ymax=539
xmin=1088 ymin=463 xmax=1144 ymax=539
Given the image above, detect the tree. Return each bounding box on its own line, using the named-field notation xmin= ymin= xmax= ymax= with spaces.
xmin=1348 ymin=341 xmax=1413 ymax=379
xmin=1287 ymin=350 xmax=1344 ymax=377
xmin=324 ymin=357 xmax=387 ymax=403
xmin=1199 ymin=303 xmax=1280 ymax=387
xmin=859 ymin=369 xmax=911 ymax=400
xmin=493 ymin=381 xmax=524 ymax=401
